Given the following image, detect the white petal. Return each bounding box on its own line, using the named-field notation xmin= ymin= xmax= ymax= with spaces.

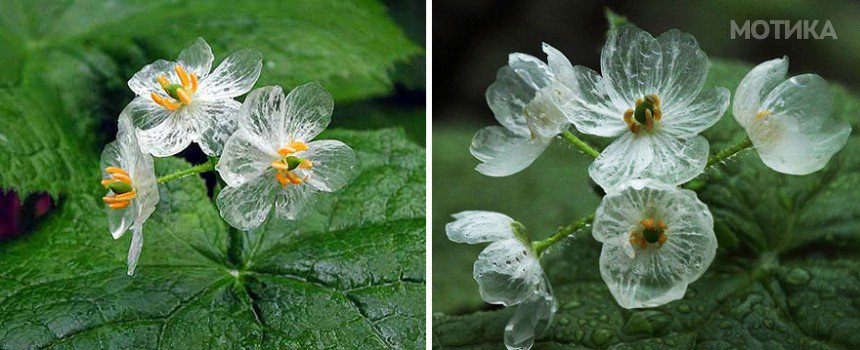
xmin=216 ymin=129 xmax=276 ymax=187
xmin=473 ymin=239 xmax=543 ymax=306
xmin=303 ymin=140 xmax=356 ymax=192
xmin=751 ymin=74 xmax=851 ymax=174
xmin=660 ymin=87 xmax=729 ymax=137
xmin=655 ymin=29 xmax=709 ymax=109
xmin=486 ymin=57 xmax=549 ymax=135
xmin=732 ymin=57 xmax=789 ymax=129
xmin=126 ymin=225 xmax=144 ymax=276
xmin=524 ymin=87 xmax=567 ymax=139
xmin=216 ymin=174 xmax=277 ymax=230
xmin=128 ymin=60 xmax=177 ymax=97
xmin=542 ymin=43 xmax=574 ymax=85
xmin=238 ymin=86 xmax=286 ymax=148
xmin=198 ymin=50 xmax=262 ymax=100
xmin=136 ymin=108 xmax=195 ymax=157
xmin=504 ymin=293 xmax=556 ymax=350
xmin=125 ymin=97 xmax=173 ymax=131
xmin=177 ymin=38 xmax=214 ymax=78
xmin=445 ymin=211 xmax=516 ymax=244
xmin=470 ymin=126 xmax=551 ymax=177
xmin=559 ymin=66 xmax=627 ymax=137
xmin=273 ymin=183 xmax=316 ymax=221
xmin=601 ymin=26 xmax=663 ymax=108
xmin=106 ymin=199 xmax=134 ymax=239
xmin=190 ymin=99 xmax=242 ymax=156
xmin=281 ymin=83 xmax=334 ymax=144
xmin=588 ymin=133 xmax=654 ymax=191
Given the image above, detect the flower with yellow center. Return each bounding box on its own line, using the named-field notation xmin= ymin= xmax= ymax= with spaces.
xmin=593 ymin=179 xmax=716 ymax=309
xmin=126 ymin=38 xmax=262 ymax=157
xmin=100 ymin=113 xmax=159 ymax=276
xmin=215 ymin=84 xmax=356 ymax=230
xmin=552 ymin=25 xmax=730 ymax=192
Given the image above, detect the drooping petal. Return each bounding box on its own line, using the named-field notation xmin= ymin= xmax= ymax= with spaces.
xmin=473 ymin=239 xmax=543 ymax=306
xmin=524 ymin=87 xmax=567 ymax=139
xmin=198 ymin=50 xmax=263 ymax=100
xmin=273 ymin=183 xmax=316 ymax=221
xmin=177 ymin=37 xmax=214 ymax=78
xmin=281 ymin=83 xmax=334 ymax=144
xmin=470 ymin=126 xmax=552 ymax=177
xmin=126 ymin=224 xmax=144 ymax=276
xmin=601 ymin=25 xmax=663 ymax=109
xmin=125 ymin=97 xmax=173 ymax=131
xmin=106 ymin=200 xmax=135 ymax=239
xmin=751 ymin=74 xmax=851 ymax=174
xmin=445 ymin=211 xmax=516 ymax=244
xmin=655 ymin=29 xmax=709 ymax=110
xmin=504 ymin=293 xmax=556 ymax=350
xmin=216 ymin=129 xmax=277 ymax=187
xmin=732 ymin=57 xmax=789 ymax=129
xmin=303 ymin=140 xmax=356 ymax=192
xmin=136 ymin=108 xmax=196 ymax=157
xmin=216 ymin=174 xmax=278 ymax=230
xmin=128 ymin=60 xmax=178 ymax=97
xmin=238 ymin=86 xmax=286 ymax=148
xmin=189 ymin=98 xmax=243 ymax=156
xmin=559 ymin=65 xmax=627 ymax=137
xmin=660 ymin=87 xmax=729 ymax=138
xmin=486 ymin=58 xmax=546 ymax=136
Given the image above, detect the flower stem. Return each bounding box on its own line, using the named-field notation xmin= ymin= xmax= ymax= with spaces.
xmin=157 ymin=157 xmax=219 ymax=184
xmin=532 ymin=213 xmax=595 ymax=256
xmin=561 ymin=131 xmax=600 ymax=158
xmin=706 ymin=136 xmax=753 ymax=168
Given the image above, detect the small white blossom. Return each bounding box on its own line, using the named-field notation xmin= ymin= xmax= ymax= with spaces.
xmin=446 ymin=211 xmax=556 ymax=350
xmin=100 ymin=112 xmax=159 ymax=276
xmin=472 ymin=44 xmax=575 ymax=177
xmin=126 ymin=38 xmax=262 ymax=157
xmin=592 ymin=179 xmax=716 ymax=309
xmin=215 ymin=84 xmax=356 ymax=230
xmin=555 ymin=25 xmax=729 ymax=191
xmin=733 ymin=57 xmax=851 ymax=175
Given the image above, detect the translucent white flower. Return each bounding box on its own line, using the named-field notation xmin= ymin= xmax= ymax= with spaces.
xmin=472 ymin=44 xmax=575 ymax=177
xmin=555 ymin=25 xmax=729 ymax=191
xmin=733 ymin=57 xmax=851 ymax=175
xmin=446 ymin=211 xmax=557 ymax=350
xmin=215 ymin=84 xmax=356 ymax=230
xmin=592 ymin=179 xmax=716 ymax=309
xmin=126 ymin=38 xmax=263 ymax=157
xmin=100 ymin=112 xmax=159 ymax=276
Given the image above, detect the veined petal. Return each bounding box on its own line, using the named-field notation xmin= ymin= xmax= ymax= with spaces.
xmin=486 ymin=57 xmax=549 ymax=136
xmin=239 ymin=86 xmax=286 ymax=148
xmin=304 ymin=140 xmax=356 ymax=192
xmin=216 ymin=174 xmax=277 ymax=230
xmin=471 ymin=126 xmax=551 ymax=177
xmin=190 ymin=98 xmax=242 ymax=156
xmin=542 ymin=43 xmax=574 ymax=86
xmin=590 ymin=134 xmax=708 ymax=191
xmin=733 ymin=57 xmax=789 ymax=129
xmin=445 ymin=211 xmax=516 ymax=244
xmin=524 ymin=87 xmax=567 ymax=139
xmin=106 ymin=199 xmax=135 ymax=239
xmin=198 ymin=49 xmax=263 ymax=100
xmin=588 ymin=133 xmax=655 ymax=192
xmin=601 ymin=25 xmax=663 ymax=109
xmin=136 ymin=110 xmax=195 ymax=157
xmin=177 ymin=37 xmax=214 ymax=78
xmin=560 ymin=65 xmax=627 ymax=137
xmin=126 ymin=224 xmax=144 ymax=276
xmin=504 ymin=293 xmax=556 ymax=350
xmin=128 ymin=60 xmax=178 ymax=97
xmin=655 ymin=29 xmax=709 ymax=109
xmin=217 ymin=129 xmax=277 ymax=187
xmin=281 ymin=83 xmax=334 ymax=144
xmin=660 ymin=87 xmax=729 ymax=137
xmin=598 ymin=237 xmax=691 ymax=308
xmin=125 ymin=97 xmax=173 ymax=131
xmin=273 ymin=183 xmax=316 ymax=221
xmin=474 ymin=239 xmax=543 ymax=306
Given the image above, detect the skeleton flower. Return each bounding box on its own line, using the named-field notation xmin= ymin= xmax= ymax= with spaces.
xmin=100 ymin=112 xmax=159 ymax=276
xmin=472 ymin=44 xmax=575 ymax=176
xmin=592 ymin=179 xmax=716 ymax=309
xmin=555 ymin=25 xmax=729 ymax=191
xmin=216 ymin=84 xmax=356 ymax=230
xmin=446 ymin=211 xmax=556 ymax=350
xmin=126 ymin=38 xmax=262 ymax=157
xmin=733 ymin=57 xmax=851 ymax=175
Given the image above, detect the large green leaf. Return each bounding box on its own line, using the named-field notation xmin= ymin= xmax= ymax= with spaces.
xmin=432 ymin=56 xmax=860 ymax=348
xmin=0 ymin=128 xmax=425 ymax=349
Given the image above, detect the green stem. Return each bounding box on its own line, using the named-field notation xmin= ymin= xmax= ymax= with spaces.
xmin=157 ymin=157 xmax=219 ymax=184
xmin=561 ymin=130 xmax=600 ymax=158
xmin=706 ymin=136 xmax=753 ymax=168
xmin=532 ymin=213 xmax=595 ymax=256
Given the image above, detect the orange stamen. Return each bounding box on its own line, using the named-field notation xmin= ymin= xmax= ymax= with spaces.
xmin=157 ymin=76 xmax=170 ymax=88
xmin=175 ymin=65 xmax=189 ymax=88
xmin=105 ymin=166 xmax=128 ymax=176
xmin=109 ymin=201 xmax=131 ymax=209
xmin=271 ymin=161 xmax=290 ymax=171
xmin=298 ymin=159 xmax=313 ymax=169
xmin=756 ymin=110 xmax=771 ymax=119
xmin=275 ymin=172 xmax=290 ymax=186
xmin=112 ymin=173 xmax=132 ymax=184
xmin=176 ymin=88 xmax=192 ymax=105
xmin=189 ymin=73 xmax=198 ymax=93
xmin=289 ymin=141 xmax=309 ymax=151
xmin=100 ymin=179 xmax=113 ymax=187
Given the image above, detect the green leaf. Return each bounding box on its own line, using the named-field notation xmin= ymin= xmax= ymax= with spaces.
xmin=432 ymin=57 xmax=860 ymax=348
xmin=0 ymin=129 xmax=425 ymax=349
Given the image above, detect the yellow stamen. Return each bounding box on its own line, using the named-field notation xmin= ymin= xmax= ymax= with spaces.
xmin=190 ymin=73 xmax=198 ymax=93
xmin=157 ymin=76 xmax=170 ymax=89
xmin=109 ymin=201 xmax=131 ymax=209
xmin=175 ymin=65 xmax=190 ymax=88
xmin=105 ymin=166 xmax=128 ymax=176
xmin=286 ymin=172 xmax=302 ymax=184
xmin=271 ymin=161 xmax=290 ymax=171
xmin=100 ymin=179 xmax=113 ymax=187
xmin=176 ymin=88 xmax=192 ymax=105
xmin=289 ymin=141 xmax=309 ymax=151
xmin=112 ymin=173 xmax=132 ymax=184
xmin=756 ymin=110 xmax=771 ymax=119
xmin=275 ymin=172 xmax=290 ymax=186
xmin=298 ymin=159 xmax=313 ymax=169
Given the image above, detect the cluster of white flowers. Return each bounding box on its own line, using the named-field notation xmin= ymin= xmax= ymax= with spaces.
xmin=100 ymin=39 xmax=355 ymax=275
xmin=448 ymin=24 xmax=850 ymax=350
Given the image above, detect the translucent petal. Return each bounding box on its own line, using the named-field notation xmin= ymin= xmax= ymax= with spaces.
xmin=273 ymin=183 xmax=315 ymax=221
xmin=601 ymin=25 xmax=663 ymax=108
xmin=238 ymin=86 xmax=286 ymax=148
xmin=589 ymin=133 xmax=708 ymax=191
xmin=304 ymin=140 xmax=356 ymax=192
xmin=504 ymin=293 xmax=556 ymax=350
xmin=660 ymin=87 xmax=729 ymax=138
xmin=473 ymin=239 xmax=543 ymax=306
xmin=198 ymin=50 xmax=262 ymax=100
xmin=524 ymin=87 xmax=567 ymax=139
xmin=280 ymin=83 xmax=334 ymax=144
xmin=177 ymin=37 xmax=214 ymax=78
xmin=542 ymin=43 xmax=574 ymax=85
xmin=470 ymin=126 xmax=551 ymax=177
xmin=445 ymin=211 xmax=516 ymax=244
xmin=136 ymin=108 xmax=195 ymax=157
xmin=106 ymin=199 xmax=135 ymax=239
xmin=128 ymin=60 xmax=178 ymax=97
xmin=750 ymin=74 xmax=851 ymax=174
xmin=131 ymin=148 xmax=159 ymax=228
xmin=189 ymin=98 xmax=242 ymax=156
xmin=126 ymin=225 xmax=144 ymax=276
xmin=732 ymin=57 xmax=789 ymax=129
xmin=559 ymin=65 xmax=627 ymax=137
xmin=216 ymin=129 xmax=277 ymax=187
xmin=216 ymin=174 xmax=278 ymax=230
xmin=655 ymin=29 xmax=709 ymax=109
xmin=125 ymin=97 xmax=173 ymax=131
xmin=486 ymin=55 xmax=550 ymax=136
